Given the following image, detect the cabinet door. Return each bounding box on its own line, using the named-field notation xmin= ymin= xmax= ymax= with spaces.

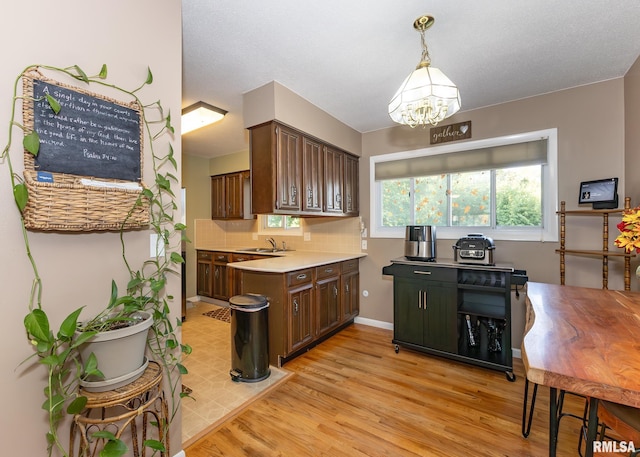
xmin=316 ymin=276 xmax=340 ymax=336
xmin=212 ymin=253 xmax=230 ymax=301
xmin=324 ymin=146 xmax=344 ymax=213
xmin=341 ymin=271 xmax=359 ymax=322
xmin=393 ymin=277 xmax=457 ymax=353
xmin=196 ymin=260 xmax=212 ymax=297
xmin=288 ymin=283 xmax=313 ymax=354
xmin=230 ymin=253 xmax=254 ymax=296
xmin=302 ymin=136 xmax=323 ymax=212
xmin=276 ymin=125 xmax=302 ymax=211
xmin=393 ymin=277 xmax=425 ymax=346
xmin=422 ymin=282 xmax=457 ymax=353
xmin=225 ymin=172 xmax=244 ymax=219
xmin=211 ymin=175 xmax=226 ymax=219
xmin=196 ymin=251 xmax=213 ymax=297
xmin=344 ymin=154 xmax=359 ymax=216
xmin=212 ymin=264 xmax=228 ymax=300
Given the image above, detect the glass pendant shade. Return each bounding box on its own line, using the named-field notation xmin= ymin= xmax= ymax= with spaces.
xmin=388 ymin=15 xmax=461 ymax=128
xmin=388 ymin=63 xmax=461 ymax=127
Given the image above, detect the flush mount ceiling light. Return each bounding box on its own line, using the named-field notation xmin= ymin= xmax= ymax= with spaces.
xmin=181 ymin=101 xmax=227 ymax=135
xmin=388 ymin=15 xmax=461 ymax=128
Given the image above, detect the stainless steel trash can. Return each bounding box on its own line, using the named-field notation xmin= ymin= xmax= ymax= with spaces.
xmin=229 ymin=294 xmax=270 ymax=382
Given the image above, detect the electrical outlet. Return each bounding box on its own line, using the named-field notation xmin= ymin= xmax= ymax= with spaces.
xmin=361 ymin=240 xmax=367 ymax=250
xmin=252 ymin=233 xmax=258 ymax=240
xmin=304 ymin=232 xmax=311 ymax=241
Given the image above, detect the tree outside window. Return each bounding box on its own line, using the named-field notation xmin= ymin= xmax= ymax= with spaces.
xmin=380 ymin=165 xmax=541 ymax=229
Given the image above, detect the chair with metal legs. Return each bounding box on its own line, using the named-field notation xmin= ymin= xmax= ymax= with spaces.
xmin=578 ymin=400 xmax=640 ymax=457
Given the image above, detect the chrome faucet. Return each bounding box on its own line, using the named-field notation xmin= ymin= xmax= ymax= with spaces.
xmin=266 ymin=237 xmax=277 ymax=250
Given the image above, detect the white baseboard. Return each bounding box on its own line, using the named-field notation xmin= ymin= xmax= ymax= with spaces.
xmin=173 ymin=450 xmax=186 ymax=457
xmin=354 ymin=316 xmax=393 ymax=330
xmin=188 ymin=296 xmax=229 ymax=307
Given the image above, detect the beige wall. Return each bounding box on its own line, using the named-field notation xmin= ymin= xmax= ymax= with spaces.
xmin=360 ymin=79 xmax=631 ymax=350
xmin=625 ymin=57 xmax=640 ymax=201
xmin=209 ymin=150 xmax=250 ymax=175
xmin=243 ymin=81 xmax=362 ymax=155
xmin=0 ymin=2 xmax=183 ymax=455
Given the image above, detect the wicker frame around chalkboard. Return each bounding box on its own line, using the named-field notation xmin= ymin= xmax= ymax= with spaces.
xmin=21 ymin=71 xmax=149 ymax=232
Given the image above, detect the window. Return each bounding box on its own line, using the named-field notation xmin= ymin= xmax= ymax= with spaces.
xmin=257 ymin=215 xmax=302 ymax=235
xmin=370 ymin=129 xmax=558 ymax=241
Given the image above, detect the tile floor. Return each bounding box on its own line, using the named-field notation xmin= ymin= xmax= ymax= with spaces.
xmin=181 ymin=301 xmax=290 ymax=445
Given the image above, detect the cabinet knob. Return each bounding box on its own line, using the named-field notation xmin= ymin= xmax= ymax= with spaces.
xmin=296 ymin=273 xmax=307 ymax=280
xmin=293 ymin=299 xmax=299 ymax=314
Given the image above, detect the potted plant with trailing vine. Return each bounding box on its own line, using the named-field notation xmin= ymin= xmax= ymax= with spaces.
xmin=2 ymin=63 xmax=191 ymax=457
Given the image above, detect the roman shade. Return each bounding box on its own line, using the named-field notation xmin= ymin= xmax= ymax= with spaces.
xmin=374 ymin=139 xmax=548 ymax=181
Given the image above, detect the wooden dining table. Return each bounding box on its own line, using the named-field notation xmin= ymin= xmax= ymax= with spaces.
xmin=522 ymin=282 xmax=640 ymax=457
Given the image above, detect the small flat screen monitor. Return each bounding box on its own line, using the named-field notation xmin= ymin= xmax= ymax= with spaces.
xmin=578 ymin=178 xmax=618 ymax=209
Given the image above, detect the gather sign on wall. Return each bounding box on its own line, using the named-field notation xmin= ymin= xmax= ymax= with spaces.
xmin=430 ymin=120 xmax=472 ymax=145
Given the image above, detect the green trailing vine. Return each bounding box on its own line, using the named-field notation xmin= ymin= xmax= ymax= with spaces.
xmin=2 ymin=64 xmax=191 ymax=457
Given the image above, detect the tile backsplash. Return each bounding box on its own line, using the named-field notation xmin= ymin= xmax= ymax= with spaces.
xmin=195 ymin=217 xmax=363 ymax=254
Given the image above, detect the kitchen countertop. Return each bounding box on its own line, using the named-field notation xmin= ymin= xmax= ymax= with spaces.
xmin=197 ymin=247 xmax=366 ymax=273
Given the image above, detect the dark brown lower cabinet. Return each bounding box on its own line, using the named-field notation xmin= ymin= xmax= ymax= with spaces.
xmin=288 ymin=282 xmax=314 ymax=354
xmin=196 ymin=251 xmax=213 ymax=298
xmin=341 ymin=259 xmax=360 ymax=322
xmin=239 ymin=259 xmax=360 ymax=366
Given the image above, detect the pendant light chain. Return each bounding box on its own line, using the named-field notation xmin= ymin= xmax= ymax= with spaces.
xmin=419 ymin=28 xmax=431 ymax=66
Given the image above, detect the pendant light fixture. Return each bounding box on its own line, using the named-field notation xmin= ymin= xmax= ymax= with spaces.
xmin=388 ymin=15 xmax=461 ymax=127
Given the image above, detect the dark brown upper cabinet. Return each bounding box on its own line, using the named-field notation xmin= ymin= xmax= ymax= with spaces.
xmin=211 ymin=170 xmax=250 ymax=220
xmin=249 ymin=121 xmax=359 ymax=217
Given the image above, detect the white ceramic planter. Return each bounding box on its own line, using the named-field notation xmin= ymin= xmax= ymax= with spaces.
xmin=78 ymin=311 xmax=153 ymax=392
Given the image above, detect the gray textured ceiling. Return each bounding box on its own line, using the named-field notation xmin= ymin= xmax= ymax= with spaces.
xmin=181 ymin=1 xmax=640 ymax=158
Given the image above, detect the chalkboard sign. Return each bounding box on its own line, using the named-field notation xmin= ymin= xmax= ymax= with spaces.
xmin=31 ymin=78 xmax=142 ymax=182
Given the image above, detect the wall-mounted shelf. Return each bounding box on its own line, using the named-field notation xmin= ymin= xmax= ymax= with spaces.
xmin=556 ymin=197 xmax=634 ymax=290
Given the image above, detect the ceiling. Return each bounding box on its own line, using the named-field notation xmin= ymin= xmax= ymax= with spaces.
xmin=181 ymin=0 xmax=640 ymax=158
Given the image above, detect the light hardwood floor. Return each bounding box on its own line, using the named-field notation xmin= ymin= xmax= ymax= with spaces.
xmin=185 ymin=323 xmax=589 ymax=456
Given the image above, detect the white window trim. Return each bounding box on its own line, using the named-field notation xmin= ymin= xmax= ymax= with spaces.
xmin=369 ymin=128 xmax=558 ymax=242
xmin=256 ymin=215 xmax=303 ymax=236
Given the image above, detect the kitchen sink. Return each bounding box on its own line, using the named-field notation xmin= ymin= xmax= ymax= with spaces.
xmin=236 ymin=247 xmax=294 ymax=253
